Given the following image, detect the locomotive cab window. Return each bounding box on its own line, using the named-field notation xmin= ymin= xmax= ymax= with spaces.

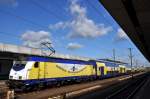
xmin=12 ymin=61 xmax=26 ymax=71
xmin=34 ymin=62 xmax=39 ymax=68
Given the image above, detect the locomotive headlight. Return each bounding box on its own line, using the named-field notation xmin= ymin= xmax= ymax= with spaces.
xmin=19 ymin=76 xmax=22 ymax=80
xmin=9 ymin=76 xmax=13 ymax=79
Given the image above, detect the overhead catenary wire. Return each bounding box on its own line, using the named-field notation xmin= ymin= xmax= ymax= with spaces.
xmin=0 ymin=8 xmax=51 ymax=43
xmin=0 ymin=1 xmax=69 ymax=45
xmin=83 ymin=0 xmax=118 ymax=58
xmin=0 ymin=9 xmax=49 ymax=30
xmin=26 ymin=1 xmax=116 ymax=51
xmin=0 ymin=9 xmax=54 ymax=47
xmin=0 ymin=0 xmax=68 ymax=40
xmin=85 ymin=0 xmax=117 ymax=31
xmin=30 ymin=0 xmax=65 ymax=21
xmin=0 ymin=0 xmax=114 ymax=38
xmin=0 ymin=0 xmax=70 ymax=39
xmin=0 ymin=31 xmax=21 ymax=39
xmin=86 ymin=0 xmax=132 ymax=62
xmin=0 ymin=31 xmax=22 ymax=45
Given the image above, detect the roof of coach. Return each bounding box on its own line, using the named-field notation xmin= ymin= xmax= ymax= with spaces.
xmin=98 ymin=59 xmax=127 ymax=64
xmin=27 ymin=56 xmax=93 ymax=65
xmin=92 ymin=59 xmax=128 ymax=67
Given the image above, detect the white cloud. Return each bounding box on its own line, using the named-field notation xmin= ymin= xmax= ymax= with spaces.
xmin=67 ymin=42 xmax=83 ymax=50
xmin=49 ymin=0 xmax=112 ymax=38
xmin=70 ymin=0 xmax=86 ymax=18
xmin=21 ymin=30 xmax=51 ymax=48
xmin=0 ymin=0 xmax=18 ymax=6
xmin=117 ymin=28 xmax=128 ymax=41
xmin=49 ymin=21 xmax=69 ymax=30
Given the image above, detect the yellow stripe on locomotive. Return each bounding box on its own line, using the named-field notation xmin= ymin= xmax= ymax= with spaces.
xmin=28 ymin=62 xmax=96 ymax=80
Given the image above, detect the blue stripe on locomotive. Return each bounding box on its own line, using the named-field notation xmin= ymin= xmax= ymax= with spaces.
xmin=22 ymin=75 xmax=97 ymax=85
xmin=22 ymin=74 xmax=115 ymax=86
xmin=27 ymin=56 xmax=94 ymax=65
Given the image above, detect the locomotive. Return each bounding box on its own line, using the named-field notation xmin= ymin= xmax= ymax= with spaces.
xmin=7 ymin=56 xmax=126 ymax=90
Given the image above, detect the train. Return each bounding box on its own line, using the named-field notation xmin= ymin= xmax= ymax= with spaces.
xmin=7 ymin=56 xmax=127 ymax=90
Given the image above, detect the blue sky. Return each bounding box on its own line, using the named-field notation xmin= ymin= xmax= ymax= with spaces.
xmin=0 ymin=0 xmax=149 ymax=66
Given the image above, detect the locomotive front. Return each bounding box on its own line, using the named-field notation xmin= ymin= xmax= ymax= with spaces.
xmin=7 ymin=61 xmax=35 ymax=89
xmin=9 ymin=61 xmax=28 ymax=80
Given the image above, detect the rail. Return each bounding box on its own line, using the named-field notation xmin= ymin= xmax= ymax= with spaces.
xmin=106 ymin=73 xmax=148 ymax=99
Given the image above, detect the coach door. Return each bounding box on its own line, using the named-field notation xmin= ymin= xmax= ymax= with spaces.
xmin=99 ymin=67 xmax=104 ymax=76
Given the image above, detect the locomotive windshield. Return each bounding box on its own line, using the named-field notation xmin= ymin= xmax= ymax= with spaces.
xmin=12 ymin=61 xmax=27 ymax=71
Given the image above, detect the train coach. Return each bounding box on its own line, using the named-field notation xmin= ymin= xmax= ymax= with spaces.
xmin=7 ymin=56 xmax=126 ymax=90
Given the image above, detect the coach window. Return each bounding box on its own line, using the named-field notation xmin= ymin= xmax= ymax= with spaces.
xmin=34 ymin=62 xmax=39 ymax=68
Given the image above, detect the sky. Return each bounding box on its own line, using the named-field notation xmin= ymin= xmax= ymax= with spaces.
xmin=0 ymin=0 xmax=149 ymax=66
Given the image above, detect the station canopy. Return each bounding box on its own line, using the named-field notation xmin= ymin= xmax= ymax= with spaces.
xmin=99 ymin=0 xmax=150 ymax=62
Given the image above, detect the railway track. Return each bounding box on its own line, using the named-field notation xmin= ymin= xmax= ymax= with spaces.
xmin=67 ymin=72 xmax=148 ymax=99
xmin=15 ymin=75 xmax=128 ymax=99
xmin=106 ymin=74 xmax=148 ymax=99
xmin=13 ymin=73 xmax=145 ymax=99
